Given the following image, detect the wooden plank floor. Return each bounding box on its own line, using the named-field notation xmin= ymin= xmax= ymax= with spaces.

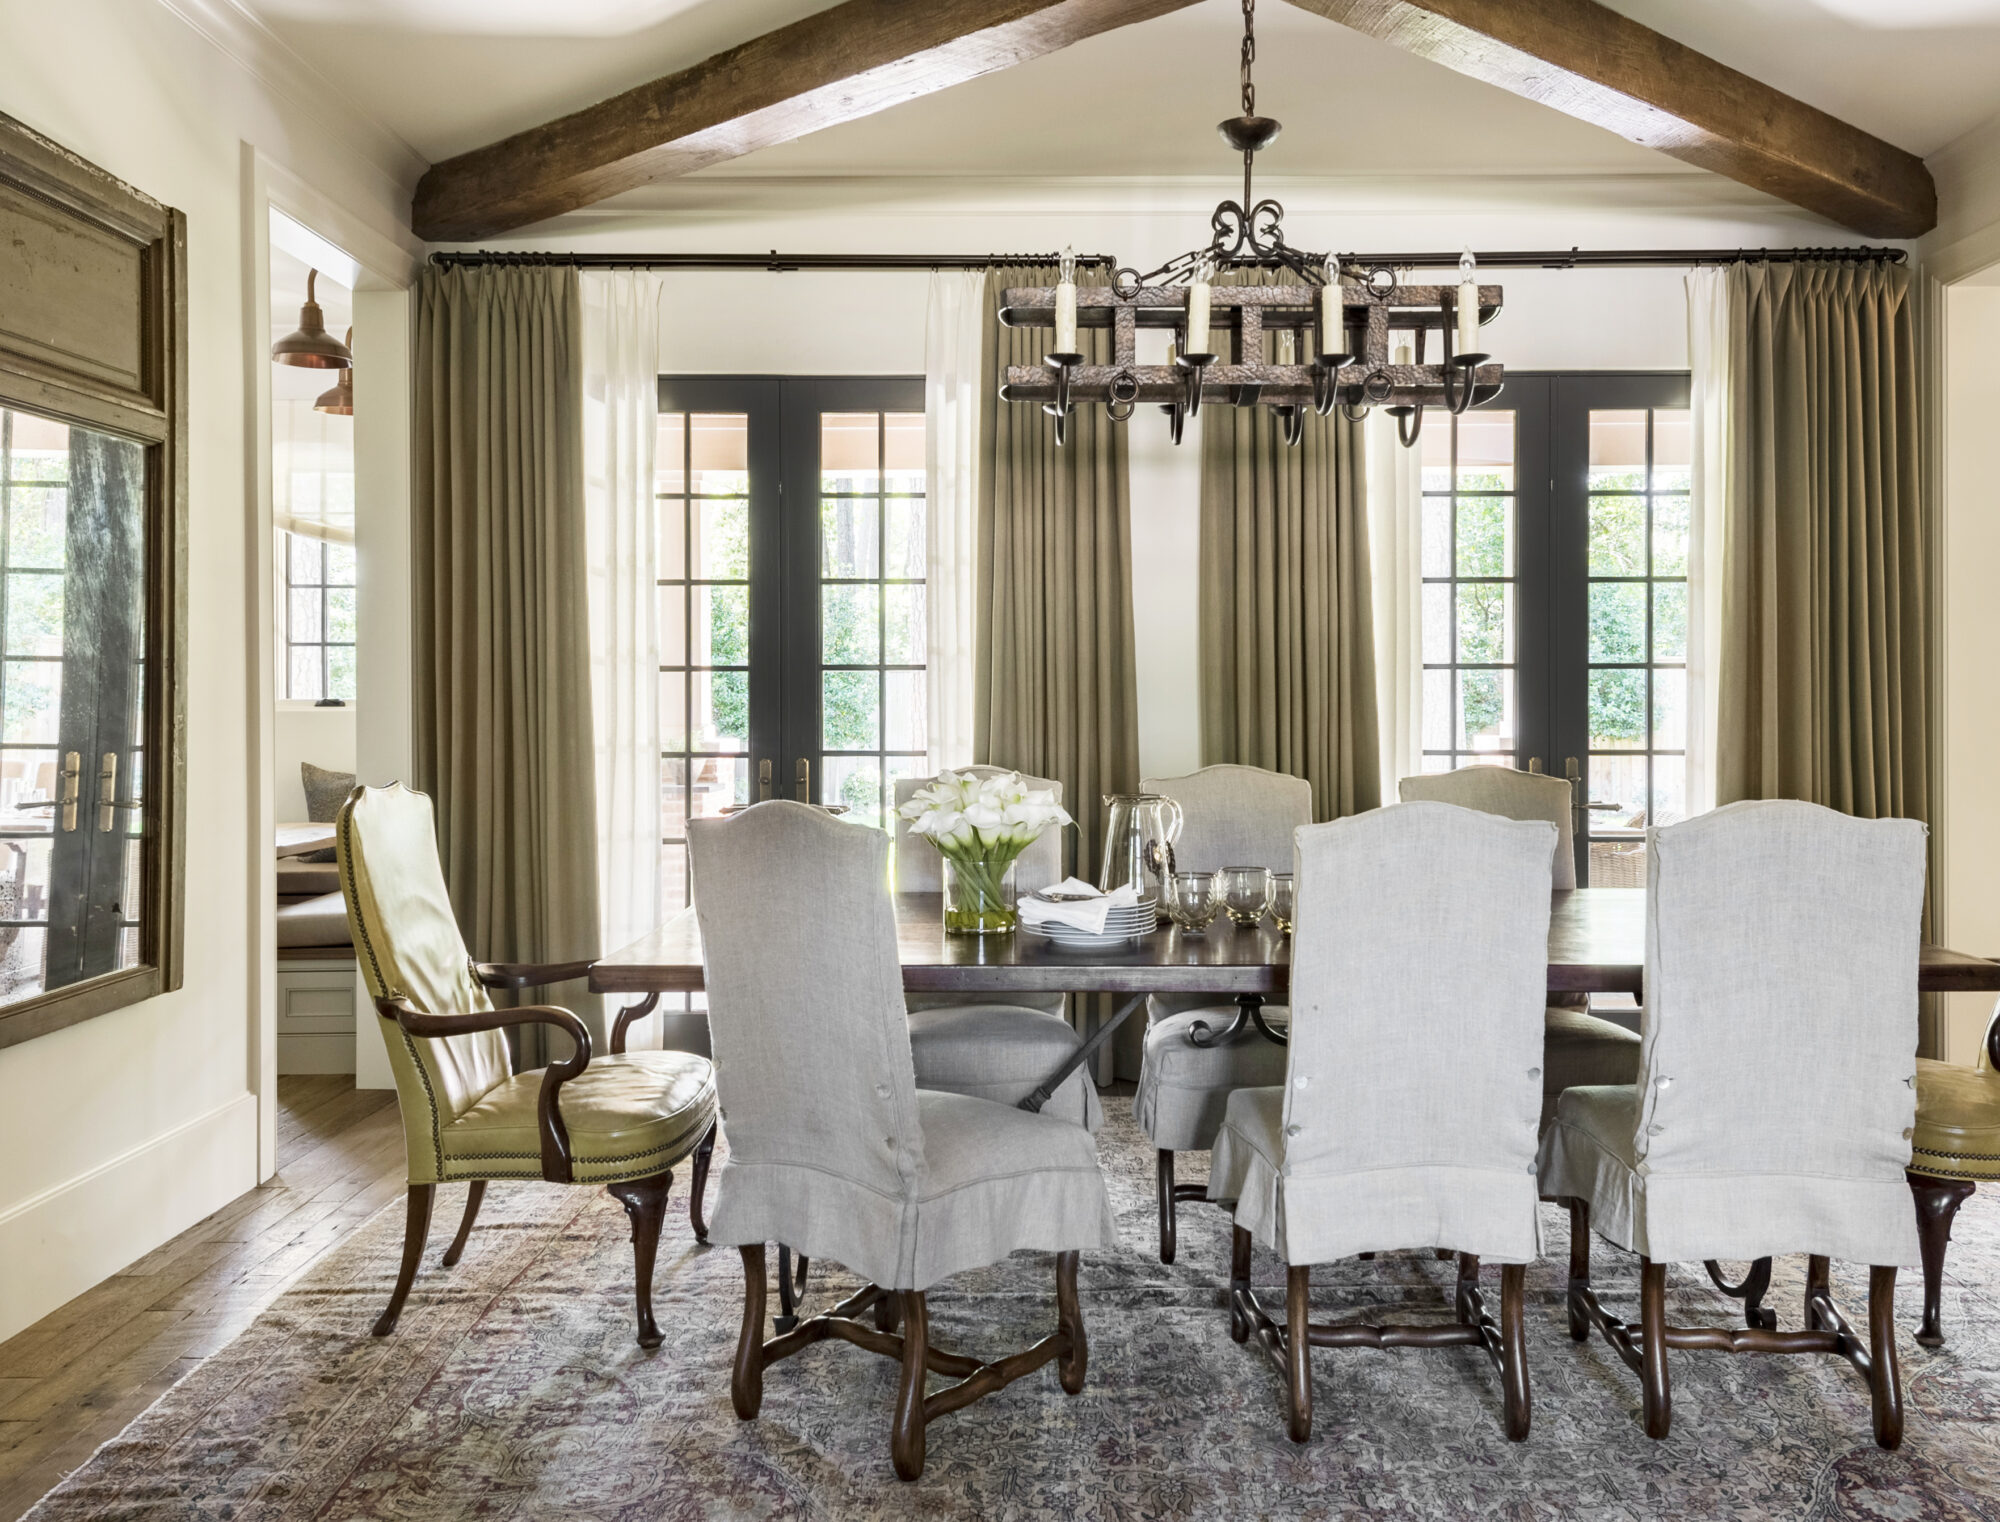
xmin=0 ymin=1075 xmax=403 ymax=1522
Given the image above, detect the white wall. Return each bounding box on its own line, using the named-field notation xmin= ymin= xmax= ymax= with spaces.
xmin=274 ymin=707 xmax=358 ymax=821
xmin=0 ymin=0 xmax=418 ymax=1342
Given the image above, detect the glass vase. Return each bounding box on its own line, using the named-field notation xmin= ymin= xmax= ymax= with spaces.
xmin=942 ymin=858 xmax=1018 ymax=935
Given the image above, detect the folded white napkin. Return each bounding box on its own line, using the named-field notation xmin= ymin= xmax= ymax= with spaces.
xmin=1020 ymin=881 xmax=1141 ymax=935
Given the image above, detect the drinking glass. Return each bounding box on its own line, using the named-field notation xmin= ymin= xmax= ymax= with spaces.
xmin=1219 ymin=865 xmax=1273 ymax=926
xmin=1165 ymin=870 xmax=1219 ymax=934
xmin=1270 ymin=872 xmax=1295 ymax=934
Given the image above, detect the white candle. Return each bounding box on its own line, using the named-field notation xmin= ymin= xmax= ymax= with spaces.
xmin=1457 ymin=247 xmax=1480 ymax=354
xmin=1394 ymin=339 xmax=1413 ymax=367
xmin=1321 ymin=259 xmax=1343 ymax=357
xmin=1275 ymin=328 xmax=1296 ymax=365
xmin=1186 ymin=257 xmax=1213 ymax=357
xmin=1055 ymin=245 xmax=1078 ymax=354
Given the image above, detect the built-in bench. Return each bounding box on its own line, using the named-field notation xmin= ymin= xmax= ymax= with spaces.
xmin=277 ymin=857 xmax=356 ymax=1073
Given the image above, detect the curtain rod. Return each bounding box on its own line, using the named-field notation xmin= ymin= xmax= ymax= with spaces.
xmin=428 ymin=245 xmax=1906 ymax=273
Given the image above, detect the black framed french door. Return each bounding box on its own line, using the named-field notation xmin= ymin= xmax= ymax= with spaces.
xmin=654 ymin=375 xmax=926 ymax=909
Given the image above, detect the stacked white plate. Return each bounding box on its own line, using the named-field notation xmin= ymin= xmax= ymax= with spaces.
xmin=1028 ymin=894 xmax=1159 ymax=952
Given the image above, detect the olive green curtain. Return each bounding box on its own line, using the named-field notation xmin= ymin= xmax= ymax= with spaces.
xmin=412 ymin=264 xmax=602 ymax=1056
xmin=975 ymin=263 xmax=1141 ymax=883
xmin=1716 ymin=260 xmax=1926 ymax=824
xmin=1198 ymin=269 xmax=1379 ymax=821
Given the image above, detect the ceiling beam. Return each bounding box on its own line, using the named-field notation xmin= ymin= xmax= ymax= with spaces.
xmin=413 ymin=0 xmax=1202 ymax=242
xmin=1283 ymin=0 xmax=1935 ymax=238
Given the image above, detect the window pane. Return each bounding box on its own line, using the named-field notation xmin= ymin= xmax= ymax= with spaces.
xmin=884 ymin=583 xmax=925 ymax=666
xmin=1454 ymin=496 xmax=1511 ymax=577
xmin=1588 ymin=409 xmax=1647 ymax=490
xmin=694 ymin=500 xmax=748 ymax=580
xmin=659 ymin=842 xmax=688 ymax=915
xmin=657 ymin=585 xmax=686 ymax=666
xmin=327 ymin=645 xmax=356 ymax=701
xmin=1588 ymin=753 xmax=1647 ymax=821
xmin=820 ymin=497 xmax=879 ymax=579
xmin=693 ymin=669 xmax=748 ymax=751
xmin=820 ymin=413 xmax=880 ymax=493
xmin=6 ymin=575 xmax=62 ymax=657
xmin=324 ymin=542 xmax=356 ymax=586
xmin=1653 ymin=410 xmax=1692 ymax=492
xmin=823 ymin=754 xmax=885 ymax=830
xmin=823 ymin=669 xmax=879 ymax=751
xmin=1588 ymin=582 xmax=1646 ymax=663
xmin=1589 ymin=669 xmax=1647 ymax=750
xmin=658 ymin=671 xmax=687 ymax=752
xmin=288 ymin=647 xmax=321 ymax=704
xmin=288 ymin=588 xmax=322 ymax=643
xmin=1652 ymin=495 xmax=1690 ymax=577
xmin=654 ymin=413 xmax=686 ymax=495
xmin=1653 ymin=666 xmax=1686 ymax=749
xmin=660 ymin=756 xmax=689 ymax=841
xmin=822 ymin=584 xmax=879 ymax=665
xmin=1588 ymin=839 xmax=1648 ymax=888
xmin=289 ymin=533 xmax=322 ymax=586
xmin=1421 ymin=496 xmax=1451 ymax=577
xmin=690 ymin=414 xmax=747 ymax=495
xmin=884 ymin=496 xmax=926 ymax=580
xmin=1421 ymin=668 xmax=1451 ymax=751
xmin=1653 ymin=581 xmax=1687 ymax=662
xmin=1588 ymin=495 xmax=1646 ymax=577
xmin=885 ymin=669 xmax=927 ymax=753
xmin=1422 ymin=582 xmax=1452 ymax=664
xmin=326 ymin=587 xmax=357 ymax=643
xmin=1458 ymin=669 xmax=1513 ymax=753
xmin=690 ymin=756 xmax=748 ymax=818
xmin=8 ymin=489 xmax=66 ymax=570
xmin=1456 ymin=582 xmax=1512 ymax=664
xmin=694 ymin=585 xmax=749 ymax=666
xmin=884 ymin=413 xmax=925 ymax=493
xmin=1652 ymin=754 xmax=1687 ymax=828
xmin=656 ymin=497 xmax=687 ymax=581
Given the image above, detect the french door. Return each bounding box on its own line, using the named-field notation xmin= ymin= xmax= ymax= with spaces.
xmin=1419 ymin=372 xmax=1690 ymax=884
xmin=653 ymin=377 xmax=926 ymax=913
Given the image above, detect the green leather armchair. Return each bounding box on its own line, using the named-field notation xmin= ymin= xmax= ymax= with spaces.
xmin=1908 ymin=1003 xmax=2000 ymax=1347
xmin=336 ymin=782 xmax=718 ymax=1348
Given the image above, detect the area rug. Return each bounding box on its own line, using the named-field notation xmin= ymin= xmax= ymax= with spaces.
xmin=25 ymin=1105 xmax=2000 ymax=1521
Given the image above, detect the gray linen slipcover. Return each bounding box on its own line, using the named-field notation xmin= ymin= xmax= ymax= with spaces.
xmin=1538 ymin=800 xmax=1926 ymax=1266
xmin=892 ymin=768 xmax=1100 ymax=1131
xmin=1134 ymin=765 xmax=1309 ymax=1151
xmin=1399 ymin=765 xmax=1642 ymax=1128
xmin=1210 ymin=802 xmax=1556 ymax=1264
xmin=688 ymin=802 xmax=1118 ymax=1290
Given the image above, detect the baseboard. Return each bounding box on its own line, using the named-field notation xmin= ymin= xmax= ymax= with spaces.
xmin=0 ymin=1090 xmax=259 ymax=1343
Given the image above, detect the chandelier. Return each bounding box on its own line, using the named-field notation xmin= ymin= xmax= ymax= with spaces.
xmin=999 ymin=0 xmax=1503 ymax=449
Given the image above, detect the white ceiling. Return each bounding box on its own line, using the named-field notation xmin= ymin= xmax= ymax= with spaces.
xmin=234 ymin=0 xmax=2000 ymax=191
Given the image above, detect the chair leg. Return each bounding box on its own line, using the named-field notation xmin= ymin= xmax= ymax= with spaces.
xmin=440 ymin=1181 xmax=485 ymax=1268
xmin=1639 ymin=1258 xmax=1670 ymax=1440
xmin=373 ymin=1184 xmax=434 ymax=1336
xmin=1566 ymin=1198 xmax=1591 ymax=1342
xmin=606 ymin=1170 xmax=674 ymax=1350
xmin=688 ymin=1121 xmax=717 ymax=1243
xmin=1286 ymin=1263 xmax=1313 ymax=1443
xmin=1230 ymin=1224 xmax=1253 ymax=1344
xmin=1500 ymin=1262 xmax=1531 ymax=1442
xmin=891 ymin=1290 xmax=930 ymax=1481
xmin=1055 ymin=1249 xmax=1087 ymax=1395
xmin=1157 ymin=1150 xmax=1178 ymax=1264
xmin=1908 ymin=1172 xmax=1976 ymax=1348
xmin=732 ymin=1244 xmax=766 ymax=1419
xmin=1805 ymin=1254 xmax=1832 ymax=1331
xmin=1869 ymin=1265 xmax=1904 ymax=1450
xmin=874 ymin=1293 xmax=903 ymax=1333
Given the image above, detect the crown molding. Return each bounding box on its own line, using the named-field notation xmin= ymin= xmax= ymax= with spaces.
xmin=152 ymin=0 xmax=429 ymax=192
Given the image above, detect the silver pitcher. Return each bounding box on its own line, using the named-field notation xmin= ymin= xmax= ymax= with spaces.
xmin=1099 ymin=793 xmax=1183 ymax=902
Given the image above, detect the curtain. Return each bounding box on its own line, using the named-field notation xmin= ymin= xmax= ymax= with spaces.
xmin=1716 ymin=260 xmax=1927 ymax=823
xmin=975 ymin=262 xmax=1141 ymax=883
xmin=579 ymin=270 xmax=663 ymax=1006
xmin=1197 ymin=269 xmax=1379 ymax=822
xmin=1365 ymin=407 xmax=1423 ymax=800
xmin=413 ymin=264 xmax=602 ymax=1060
xmin=1684 ymin=267 xmax=1731 ymax=818
xmin=925 ymin=268 xmax=985 ymax=771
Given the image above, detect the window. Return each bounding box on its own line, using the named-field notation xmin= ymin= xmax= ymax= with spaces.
xmin=274 ymin=397 xmax=355 ymax=701
xmin=282 ymin=533 xmax=356 ymax=701
xmin=1413 ymin=373 xmax=1689 ymax=885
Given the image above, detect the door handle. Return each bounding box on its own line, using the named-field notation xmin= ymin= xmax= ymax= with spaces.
xmin=795 ymin=757 xmax=811 ymax=803
xmin=757 ymin=758 xmax=773 ymax=802
xmin=97 ymin=753 xmax=142 ymax=832
xmin=60 ymin=751 xmax=80 ymax=832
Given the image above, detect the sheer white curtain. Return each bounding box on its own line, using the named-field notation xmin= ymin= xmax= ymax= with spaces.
xmin=924 ymin=268 xmax=985 ymax=772
xmin=580 ymin=270 xmax=663 ymax=971
xmin=1685 ymin=268 xmax=1730 ymax=817
xmin=1366 ymin=408 xmax=1424 ymax=797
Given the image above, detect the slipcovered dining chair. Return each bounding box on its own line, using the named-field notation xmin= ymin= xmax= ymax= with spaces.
xmin=1400 ymin=766 xmax=1641 ymax=1129
xmin=1540 ymin=801 xmax=1924 ymax=1448
xmin=1907 ymin=1000 xmax=2000 ymax=1346
xmin=1210 ymin=801 xmax=1556 ymax=1442
xmin=1136 ymin=764 xmax=1309 ymax=1262
xmin=892 ymin=767 xmax=1099 ymax=1130
xmin=337 ymin=783 xmax=719 ymax=1349
xmin=688 ymin=801 xmax=1116 ymax=1481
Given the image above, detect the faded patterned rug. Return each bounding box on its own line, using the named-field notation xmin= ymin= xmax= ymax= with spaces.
xmin=25 ymin=1106 xmax=2000 ymax=1521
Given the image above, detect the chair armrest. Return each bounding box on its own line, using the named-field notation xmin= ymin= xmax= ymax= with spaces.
xmin=376 ymin=995 xmax=593 ymax=1184
xmin=470 ymin=958 xmax=596 ymax=991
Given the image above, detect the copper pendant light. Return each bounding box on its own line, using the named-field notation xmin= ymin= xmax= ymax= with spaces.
xmin=313 ymin=331 xmax=355 ymax=414
xmin=272 ymin=269 xmax=352 ymax=369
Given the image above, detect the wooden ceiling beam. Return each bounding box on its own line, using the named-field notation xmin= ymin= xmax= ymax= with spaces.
xmin=413 ymin=0 xmax=1202 ymax=242
xmin=1282 ymin=0 xmax=1935 ymax=238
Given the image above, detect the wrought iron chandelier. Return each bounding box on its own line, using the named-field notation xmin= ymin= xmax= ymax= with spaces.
xmin=999 ymin=0 xmax=1503 ymax=449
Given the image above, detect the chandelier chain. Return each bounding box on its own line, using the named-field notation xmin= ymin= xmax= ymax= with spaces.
xmin=1241 ymin=0 xmax=1256 ymax=118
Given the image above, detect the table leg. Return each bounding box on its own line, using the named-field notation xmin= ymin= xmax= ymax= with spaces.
xmin=1021 ymin=994 xmax=1145 ymax=1113
xmin=1189 ymin=993 xmax=1284 ymax=1048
